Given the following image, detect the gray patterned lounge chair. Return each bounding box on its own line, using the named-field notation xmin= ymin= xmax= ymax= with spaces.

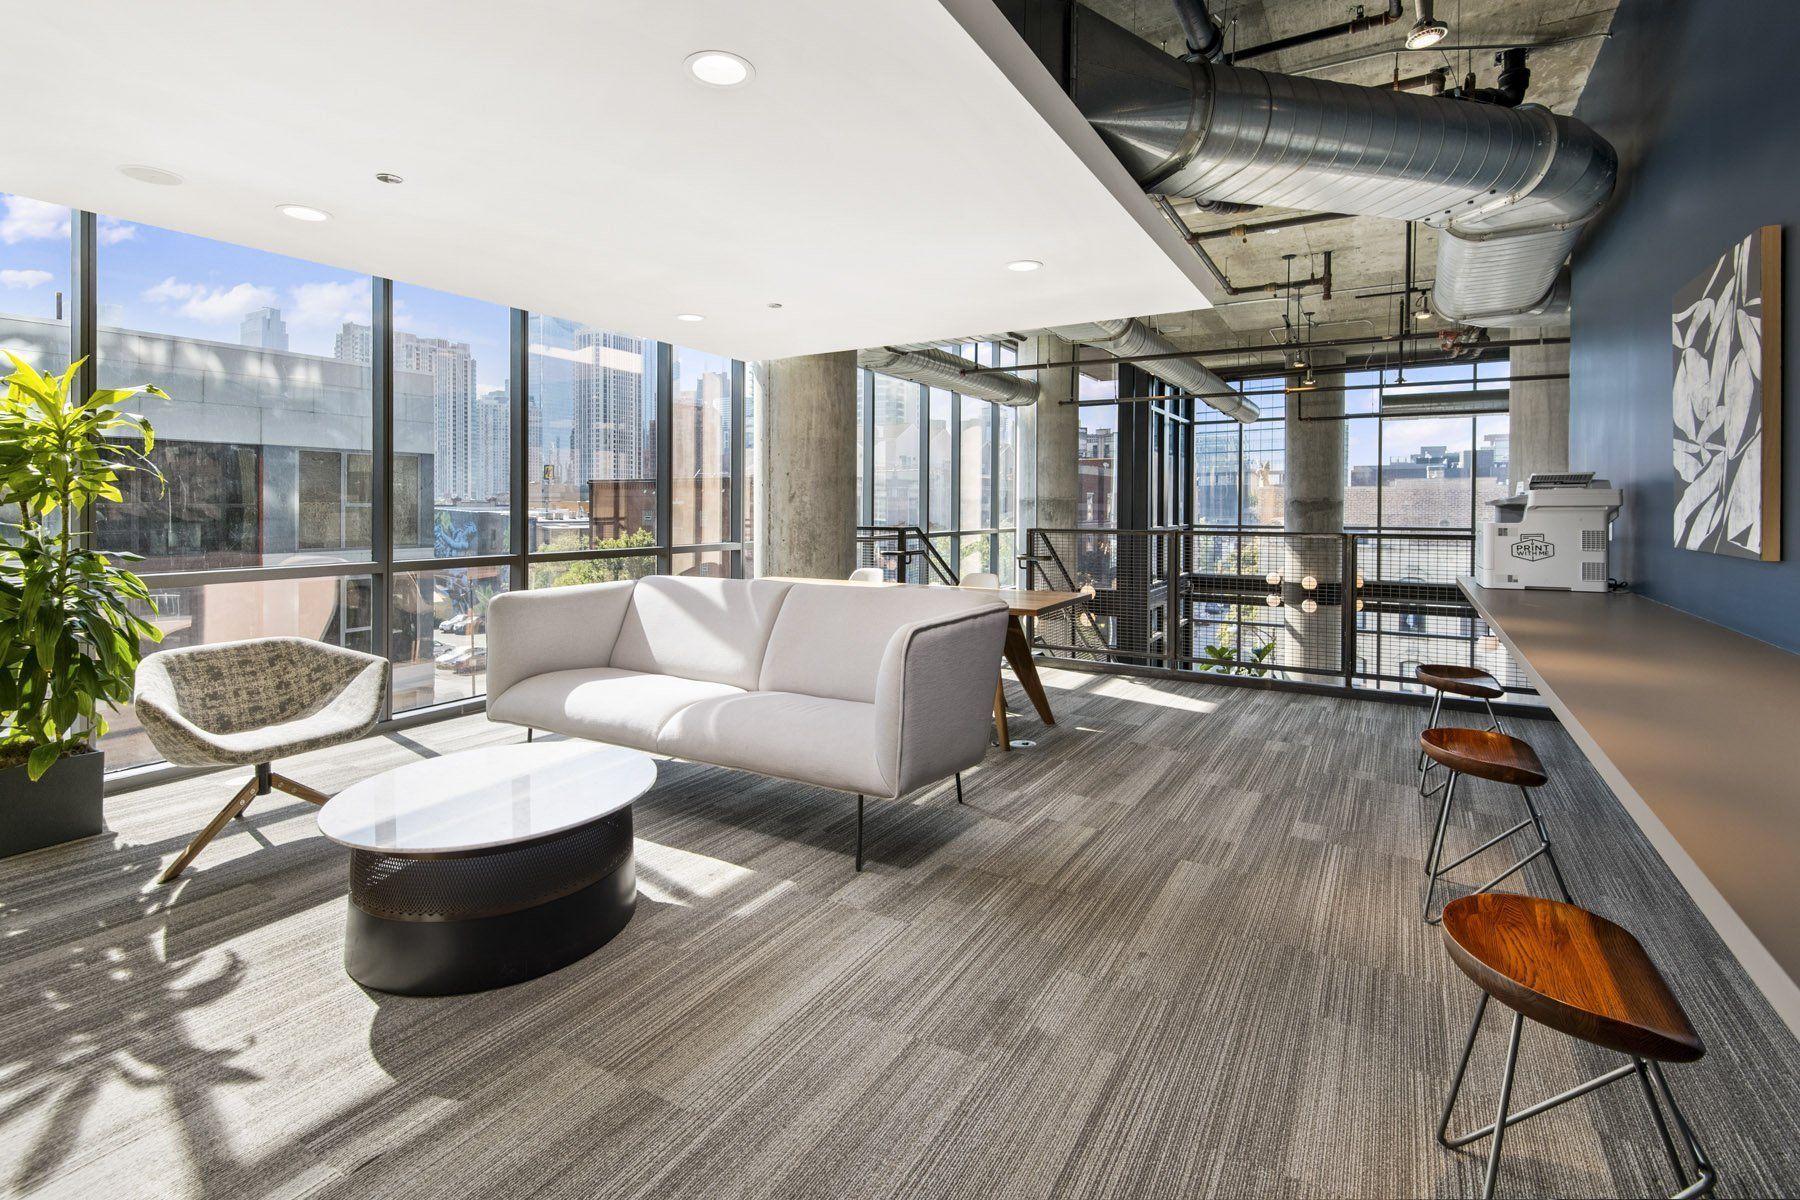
xmin=134 ymin=637 xmax=389 ymax=884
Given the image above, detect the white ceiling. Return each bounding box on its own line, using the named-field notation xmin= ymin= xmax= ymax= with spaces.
xmin=1 ymin=0 xmax=1212 ymax=361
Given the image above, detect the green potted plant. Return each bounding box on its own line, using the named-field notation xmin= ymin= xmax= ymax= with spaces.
xmin=0 ymin=353 xmax=165 ymax=857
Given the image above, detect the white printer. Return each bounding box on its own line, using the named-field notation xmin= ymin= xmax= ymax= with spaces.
xmin=1476 ymin=473 xmax=1622 ymax=592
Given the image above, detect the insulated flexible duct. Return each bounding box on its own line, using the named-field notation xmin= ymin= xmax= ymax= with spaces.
xmin=1046 ymin=319 xmax=1259 ymax=422
xmin=856 ymin=346 xmax=1040 ymax=406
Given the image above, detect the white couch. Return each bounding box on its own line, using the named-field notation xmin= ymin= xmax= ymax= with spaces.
xmin=484 ymin=575 xmax=1009 ymax=869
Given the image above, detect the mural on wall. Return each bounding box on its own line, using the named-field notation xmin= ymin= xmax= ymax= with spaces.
xmin=1671 ymin=225 xmax=1783 ymax=560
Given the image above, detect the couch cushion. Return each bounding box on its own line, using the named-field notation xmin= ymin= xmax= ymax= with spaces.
xmin=658 ymin=691 xmax=890 ymax=797
xmin=609 ymin=576 xmax=793 ymax=690
xmin=486 ymin=667 xmax=742 ymax=752
xmin=760 ymin=583 xmax=1003 ymax=703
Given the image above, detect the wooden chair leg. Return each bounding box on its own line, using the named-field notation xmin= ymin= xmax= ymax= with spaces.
xmin=157 ymin=774 xmax=261 ymax=884
xmin=269 ymin=774 xmax=330 ymax=806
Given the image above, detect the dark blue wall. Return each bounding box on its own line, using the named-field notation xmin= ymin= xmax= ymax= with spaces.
xmin=1571 ymin=0 xmax=1800 ymax=652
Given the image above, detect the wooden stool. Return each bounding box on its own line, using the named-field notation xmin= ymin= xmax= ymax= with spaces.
xmin=1419 ymin=728 xmax=1572 ymax=924
xmin=1416 ymin=663 xmax=1506 ymax=794
xmin=1438 ymin=894 xmax=1718 ymax=1198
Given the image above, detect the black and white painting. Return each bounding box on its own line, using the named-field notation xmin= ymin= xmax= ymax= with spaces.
xmin=1671 ymin=225 xmax=1782 ymax=560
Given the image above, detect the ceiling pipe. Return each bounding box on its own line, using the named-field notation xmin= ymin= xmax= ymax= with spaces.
xmin=1226 ymin=0 xmax=1403 ymax=63
xmin=856 ymin=346 xmax=1039 ymax=407
xmin=1171 ymin=0 xmax=1224 ymax=62
xmin=1156 ymin=196 xmax=1334 ymax=299
xmin=1185 ymin=210 xmax=1355 ymax=241
xmin=968 ymin=334 xmax=1568 ymax=375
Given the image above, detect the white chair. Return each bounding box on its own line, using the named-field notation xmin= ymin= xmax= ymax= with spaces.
xmin=135 ymin=637 xmax=389 ymax=883
xmin=961 ymin=571 xmax=1001 ymax=589
xmin=848 ymin=567 xmax=885 ymax=583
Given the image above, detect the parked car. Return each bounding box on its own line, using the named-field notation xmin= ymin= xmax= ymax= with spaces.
xmin=436 ymin=646 xmax=486 ymax=673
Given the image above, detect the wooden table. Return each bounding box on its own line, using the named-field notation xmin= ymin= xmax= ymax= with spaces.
xmin=1457 ymin=576 xmax=1800 ymax=1038
xmin=768 ymin=578 xmax=1088 ymax=750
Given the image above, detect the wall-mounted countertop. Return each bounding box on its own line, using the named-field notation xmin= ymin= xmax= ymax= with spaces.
xmin=1458 ymin=577 xmax=1800 ymax=1037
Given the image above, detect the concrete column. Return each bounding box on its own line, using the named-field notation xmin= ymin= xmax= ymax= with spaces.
xmin=1507 ymin=332 xmax=1571 ymax=490
xmin=1016 ymin=334 xmax=1078 ymax=557
xmin=1281 ymin=359 xmax=1346 ymax=675
xmin=753 ymin=352 xmax=857 ymax=579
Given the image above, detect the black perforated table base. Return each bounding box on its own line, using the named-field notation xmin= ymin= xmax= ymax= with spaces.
xmin=342 ymin=808 xmax=636 ymax=996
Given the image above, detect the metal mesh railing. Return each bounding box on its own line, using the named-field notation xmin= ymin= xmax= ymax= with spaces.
xmin=1352 ymin=533 xmax=1533 ymax=694
xmin=1023 ymin=527 xmax=1536 ymax=700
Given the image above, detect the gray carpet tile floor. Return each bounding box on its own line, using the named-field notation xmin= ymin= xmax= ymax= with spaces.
xmin=2 ymin=666 xmax=1797 ymax=1199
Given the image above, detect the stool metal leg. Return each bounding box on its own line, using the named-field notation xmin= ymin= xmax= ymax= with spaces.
xmin=1438 ymin=991 xmax=1490 ymax=1148
xmin=1648 ymin=1061 xmax=1720 ymax=1199
xmin=1423 ymin=771 xmax=1459 ymax=912
xmin=1636 ymin=1059 xmax=1689 ymax=1185
xmin=1482 ymin=697 xmax=1506 ymax=734
xmin=1425 ymin=777 xmax=1571 ymax=924
xmin=1482 ymin=1010 xmax=1525 ymax=1199
xmin=1438 ymin=994 xmax=1720 ymax=1199
xmin=1418 ymin=687 xmax=1445 ymax=777
xmin=1518 ymin=786 xmax=1574 ymax=905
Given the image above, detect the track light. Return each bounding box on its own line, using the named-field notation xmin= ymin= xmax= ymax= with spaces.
xmin=1405 ymin=0 xmax=1449 ymax=49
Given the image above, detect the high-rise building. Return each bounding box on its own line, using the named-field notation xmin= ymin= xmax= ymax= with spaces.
xmin=572 ymin=326 xmax=648 ymax=487
xmin=472 ymin=390 xmax=510 ymax=501
xmin=336 ymin=321 xmax=483 ymax=501
xmin=240 ymin=306 xmax=288 ymax=351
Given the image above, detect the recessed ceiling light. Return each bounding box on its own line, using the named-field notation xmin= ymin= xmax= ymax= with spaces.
xmin=676 ymin=313 xmax=705 ymax=322
xmin=685 ymin=50 xmax=754 ymax=88
xmin=1007 ymin=259 xmax=1043 ymax=272
xmin=119 ymin=164 xmax=183 ymax=186
xmin=375 ymin=172 xmax=404 ymax=185
xmin=277 ymin=204 xmax=331 ymax=222
xmin=767 ymin=302 xmax=784 ymax=309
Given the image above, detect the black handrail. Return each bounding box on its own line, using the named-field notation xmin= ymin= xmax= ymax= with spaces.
xmin=1022 ymin=526 xmax=1530 ymax=695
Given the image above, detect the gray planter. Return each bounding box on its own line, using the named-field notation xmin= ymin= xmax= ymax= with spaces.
xmin=1 ymin=749 xmax=107 ymax=859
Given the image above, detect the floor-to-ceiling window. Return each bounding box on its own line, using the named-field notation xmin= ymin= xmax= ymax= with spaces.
xmin=857 ymin=340 xmax=1020 ymax=583
xmin=0 ymin=192 xmax=748 ymax=774
xmin=385 ymin=284 xmax=514 ymax=712
xmin=1059 ymin=355 xmax=1518 ymax=692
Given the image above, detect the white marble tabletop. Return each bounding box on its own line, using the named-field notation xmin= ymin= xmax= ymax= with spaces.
xmin=317 ymin=741 xmax=656 ymax=855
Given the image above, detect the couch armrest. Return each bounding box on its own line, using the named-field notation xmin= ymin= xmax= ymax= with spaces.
xmin=485 ymin=580 xmax=637 ymax=707
xmin=873 ymin=602 xmax=1008 ymax=797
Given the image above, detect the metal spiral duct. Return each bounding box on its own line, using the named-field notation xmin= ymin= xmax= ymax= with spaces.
xmin=1045 ymin=319 xmax=1259 ymax=422
xmin=856 ymin=346 xmax=1040 ymax=406
xmin=1060 ymin=4 xmax=1616 ymax=326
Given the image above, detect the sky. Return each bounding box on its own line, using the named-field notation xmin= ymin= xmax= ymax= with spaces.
xmin=0 ymin=191 xmax=715 ymax=399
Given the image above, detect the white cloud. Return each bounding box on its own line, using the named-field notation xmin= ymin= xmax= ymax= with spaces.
xmin=98 ymin=216 xmax=136 ymax=245
xmin=286 ymin=277 xmax=371 ymax=333
xmin=0 ymin=196 xmax=70 ymax=244
xmin=142 ymin=276 xmax=279 ymax=323
xmin=0 ymin=269 xmax=53 ymax=289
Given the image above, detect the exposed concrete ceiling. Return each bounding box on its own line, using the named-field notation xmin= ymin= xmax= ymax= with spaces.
xmin=1033 ymin=0 xmax=1619 ymax=368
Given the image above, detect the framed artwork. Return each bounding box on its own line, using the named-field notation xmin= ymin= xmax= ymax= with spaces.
xmin=1671 ymin=224 xmax=1782 ymax=560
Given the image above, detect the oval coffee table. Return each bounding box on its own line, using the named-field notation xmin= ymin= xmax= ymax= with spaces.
xmin=317 ymin=741 xmax=655 ymax=996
